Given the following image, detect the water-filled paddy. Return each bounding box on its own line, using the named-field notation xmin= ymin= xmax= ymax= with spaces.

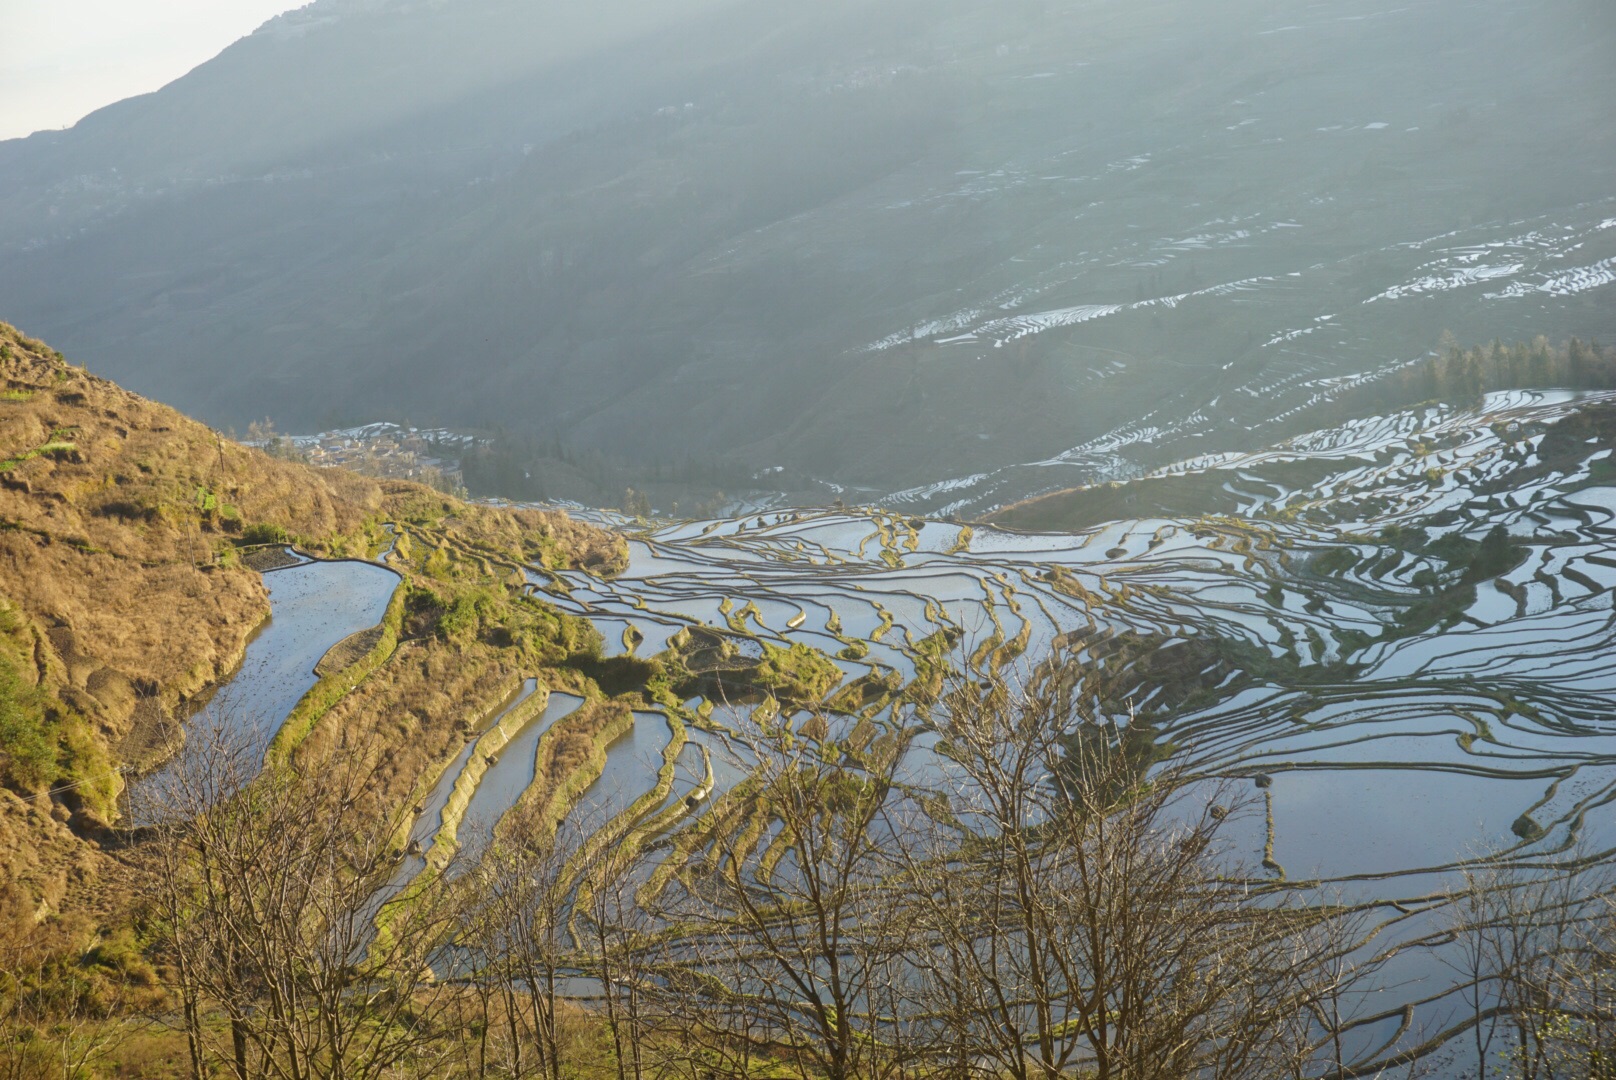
xmin=1268 ymin=768 xmax=1546 ymax=879
xmin=128 ymin=555 xmax=399 ymax=808
xmin=451 ymin=681 xmax=564 ymax=853
xmin=572 ymin=711 xmax=673 ymax=827
xmin=517 ymin=390 xmax=1616 ymax=1072
xmin=165 ymin=389 xmax=1616 ymax=1075
xmin=221 ymin=558 xmax=399 ymax=748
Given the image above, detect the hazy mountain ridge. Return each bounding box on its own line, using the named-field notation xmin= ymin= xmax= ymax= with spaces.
xmin=1 ymin=0 xmax=1613 ymax=508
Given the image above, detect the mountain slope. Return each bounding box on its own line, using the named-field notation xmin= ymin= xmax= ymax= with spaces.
xmin=1 ymin=0 xmax=1612 ymax=502
xmin=6 ymin=321 xmax=1616 ymax=1073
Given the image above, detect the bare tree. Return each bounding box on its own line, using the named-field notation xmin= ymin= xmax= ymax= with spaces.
xmin=1445 ymin=862 xmax=1512 ymax=1080
xmin=137 ymin=717 xmax=464 ymax=1080
xmin=125 ymin=674 xmax=1529 ymax=1080
xmin=1299 ymin=901 xmax=1390 ymax=1080
xmin=457 ymin=810 xmax=589 ymax=1080
xmin=582 ymin=833 xmax=659 ymax=1080
xmin=659 ymin=707 xmax=928 ymax=1080
xmin=1448 ymin=853 xmax=1616 ymax=1079
xmin=0 ymin=938 xmax=127 ymax=1080
xmin=904 ymin=675 xmax=1344 ymax=1080
xmin=134 ymin=709 xmax=260 ymax=1080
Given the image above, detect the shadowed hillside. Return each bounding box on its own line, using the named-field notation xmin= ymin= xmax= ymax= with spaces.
xmin=2 ymin=0 xmax=1612 ymax=508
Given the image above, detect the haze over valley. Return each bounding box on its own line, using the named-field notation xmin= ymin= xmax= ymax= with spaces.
xmin=3 ymin=0 xmax=1613 ymax=509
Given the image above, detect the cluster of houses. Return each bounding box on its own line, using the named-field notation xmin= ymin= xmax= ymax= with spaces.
xmin=255 ymin=422 xmax=483 ymax=491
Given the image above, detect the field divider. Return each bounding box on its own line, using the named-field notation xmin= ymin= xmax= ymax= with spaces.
xmin=265 ymin=579 xmax=407 ymax=761
xmin=424 ymin=683 xmax=553 ymax=868
xmin=374 ymin=679 xmax=550 ymax=951
xmin=565 ymin=711 xmax=689 ymax=925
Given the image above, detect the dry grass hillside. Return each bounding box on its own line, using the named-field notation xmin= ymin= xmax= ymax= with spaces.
xmin=0 ymin=322 xmax=625 ymax=930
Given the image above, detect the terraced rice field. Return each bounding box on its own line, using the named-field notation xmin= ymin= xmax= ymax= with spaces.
xmin=199 ymin=388 xmax=1616 ymax=1072
xmin=542 ymin=388 xmax=1616 ymax=1067
xmin=127 ymin=553 xmax=401 ymax=814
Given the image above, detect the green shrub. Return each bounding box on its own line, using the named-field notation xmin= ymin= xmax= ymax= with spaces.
xmin=754 ymin=642 xmax=842 ymax=703
xmin=1466 ymin=525 xmax=1522 ymax=582
xmin=436 ymin=588 xmax=501 ymax=640
xmin=436 ymin=596 xmax=479 ymax=639
xmin=423 ymin=546 xmax=453 ymax=580
xmin=57 ymin=713 xmax=114 ymax=819
xmin=0 ymin=658 xmax=55 ymax=791
xmin=1511 ymin=813 xmax=1545 ymax=841
xmin=1336 ymin=628 xmax=1374 ymax=654
xmin=241 ymin=522 xmax=290 ymax=546
xmin=84 ymin=928 xmax=158 ymax=989
xmin=568 ymin=651 xmax=664 ymax=697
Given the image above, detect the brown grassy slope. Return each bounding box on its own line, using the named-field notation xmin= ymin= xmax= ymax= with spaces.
xmin=0 ymin=324 xmax=383 ymax=748
xmin=0 ymin=321 xmax=624 ymax=921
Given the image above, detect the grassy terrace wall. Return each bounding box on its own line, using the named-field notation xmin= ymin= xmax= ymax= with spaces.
xmin=265 ymin=578 xmax=407 ymax=761
xmin=424 ymin=684 xmax=552 ymax=866
xmin=563 ymin=710 xmax=689 ymax=917
xmin=532 ymin=705 xmax=636 ymax=836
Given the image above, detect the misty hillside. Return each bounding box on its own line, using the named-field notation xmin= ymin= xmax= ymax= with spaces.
xmin=2 ymin=0 xmax=1613 ymax=507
